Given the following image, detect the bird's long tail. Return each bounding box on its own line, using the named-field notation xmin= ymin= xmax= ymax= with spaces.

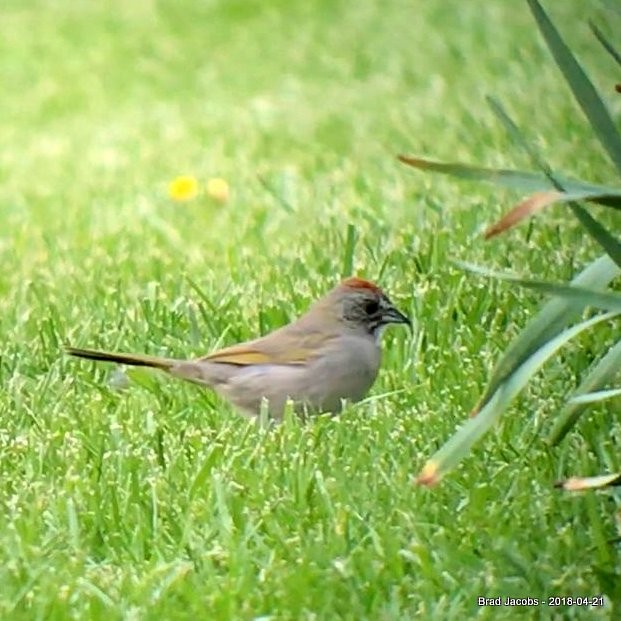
xmin=66 ymin=347 xmax=176 ymax=371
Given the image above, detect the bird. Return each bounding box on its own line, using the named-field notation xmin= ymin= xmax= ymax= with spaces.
xmin=66 ymin=277 xmax=410 ymax=419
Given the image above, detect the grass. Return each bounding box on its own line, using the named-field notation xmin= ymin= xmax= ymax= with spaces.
xmin=0 ymin=0 xmax=619 ymax=618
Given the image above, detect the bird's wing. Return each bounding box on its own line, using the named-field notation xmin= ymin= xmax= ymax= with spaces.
xmin=199 ymin=329 xmax=335 ymax=366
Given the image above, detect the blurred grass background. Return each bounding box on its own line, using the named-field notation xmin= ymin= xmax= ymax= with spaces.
xmin=0 ymin=0 xmax=619 ymax=618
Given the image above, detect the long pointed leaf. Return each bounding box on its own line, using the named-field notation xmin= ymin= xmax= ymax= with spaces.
xmin=600 ymin=0 xmax=621 ymax=18
xmin=484 ymin=191 xmax=562 ymax=239
xmin=590 ymin=22 xmax=621 ymax=69
xmin=457 ymin=261 xmax=621 ymax=312
xmin=549 ymin=338 xmax=621 ymax=444
xmin=487 ymin=98 xmax=621 ymax=270
xmin=487 ymin=96 xmax=556 ymax=182
xmin=568 ymin=202 xmax=621 ymax=268
xmin=473 ymin=255 xmax=620 ymax=414
xmin=555 ymin=472 xmax=621 ymax=491
xmin=397 ymin=155 xmax=615 ymax=195
xmin=568 ymin=387 xmax=621 ymax=405
xmin=474 ymin=98 xmax=621 ymax=409
xmin=528 ymin=0 xmax=621 ymax=173
xmin=485 ymin=189 xmax=621 ymax=238
xmin=417 ymin=311 xmax=619 ymax=485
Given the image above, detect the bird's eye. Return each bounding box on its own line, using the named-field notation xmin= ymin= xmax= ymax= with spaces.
xmin=364 ymin=300 xmax=380 ymax=315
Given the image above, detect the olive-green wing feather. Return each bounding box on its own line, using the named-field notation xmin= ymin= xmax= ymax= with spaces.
xmin=200 ymin=330 xmax=335 ymax=366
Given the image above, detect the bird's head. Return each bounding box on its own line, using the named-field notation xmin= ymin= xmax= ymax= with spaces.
xmin=323 ymin=277 xmax=411 ymax=338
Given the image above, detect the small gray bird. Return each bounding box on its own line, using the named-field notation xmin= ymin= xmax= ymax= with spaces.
xmin=67 ymin=277 xmax=410 ymax=418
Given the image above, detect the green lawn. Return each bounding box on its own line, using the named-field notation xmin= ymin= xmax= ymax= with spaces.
xmin=1 ymin=0 xmax=619 ymax=619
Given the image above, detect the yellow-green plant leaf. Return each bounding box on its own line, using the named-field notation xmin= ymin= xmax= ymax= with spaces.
xmin=568 ymin=202 xmax=621 ymax=269
xmin=472 ymin=255 xmax=620 ymax=414
xmin=397 ymin=154 xmax=614 ymax=196
xmin=457 ymin=261 xmax=621 ymax=312
xmin=590 ymin=21 xmax=621 ymax=68
xmin=528 ymin=0 xmax=621 ymax=173
xmin=487 ymin=96 xmax=556 ymax=182
xmin=549 ymin=339 xmax=621 ymax=444
xmin=486 ymin=98 xmax=621 ymax=268
xmin=417 ymin=311 xmax=618 ymax=485
xmin=568 ymin=387 xmax=621 ymax=405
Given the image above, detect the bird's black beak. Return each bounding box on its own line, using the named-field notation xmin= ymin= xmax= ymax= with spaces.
xmin=383 ymin=306 xmax=412 ymax=332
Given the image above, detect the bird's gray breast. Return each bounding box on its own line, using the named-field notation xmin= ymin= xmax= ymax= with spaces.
xmin=305 ymin=334 xmax=381 ymax=411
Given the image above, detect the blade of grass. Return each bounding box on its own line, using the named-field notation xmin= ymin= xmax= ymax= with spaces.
xmin=528 ymin=0 xmax=621 ymax=173
xmin=549 ymin=338 xmax=621 ymax=444
xmin=417 ymin=311 xmax=619 ymax=485
xmin=257 ymin=174 xmax=296 ymax=214
xmin=472 ymin=254 xmax=620 ymax=414
xmin=342 ymin=223 xmax=358 ymax=278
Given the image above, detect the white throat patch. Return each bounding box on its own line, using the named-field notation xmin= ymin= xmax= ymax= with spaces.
xmin=373 ymin=324 xmax=387 ymax=344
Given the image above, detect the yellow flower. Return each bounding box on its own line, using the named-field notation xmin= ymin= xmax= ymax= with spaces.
xmin=206 ymin=177 xmax=230 ymax=203
xmin=168 ymin=175 xmax=198 ymax=201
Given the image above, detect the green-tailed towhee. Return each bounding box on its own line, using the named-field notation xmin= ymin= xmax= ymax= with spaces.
xmin=67 ymin=277 xmax=410 ymax=418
